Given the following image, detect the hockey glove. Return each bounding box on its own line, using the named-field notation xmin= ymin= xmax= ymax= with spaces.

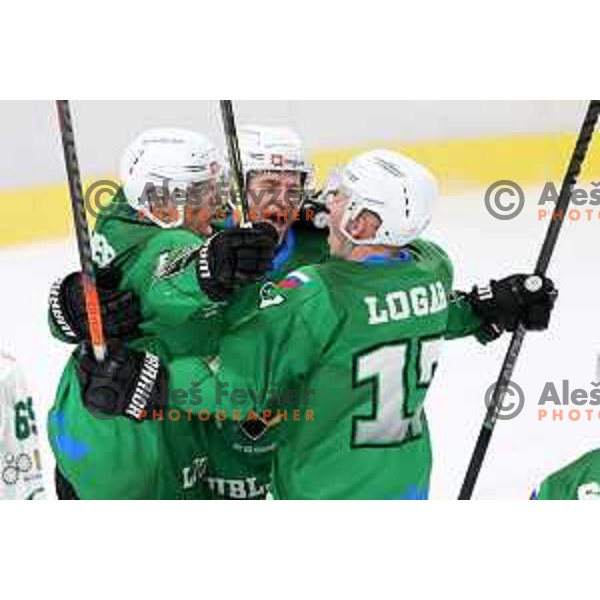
xmin=197 ymin=223 xmax=279 ymax=302
xmin=466 ymin=274 xmax=557 ymax=333
xmin=77 ymin=342 xmax=168 ymax=422
xmin=49 ymin=267 xmax=142 ymax=344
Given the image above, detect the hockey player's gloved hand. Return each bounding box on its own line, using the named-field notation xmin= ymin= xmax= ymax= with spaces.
xmin=467 ymin=274 xmax=557 ymax=333
xmin=197 ymin=223 xmax=279 ymax=302
xmin=49 ymin=267 xmax=142 ymax=344
xmin=77 ymin=342 xmax=168 ymax=422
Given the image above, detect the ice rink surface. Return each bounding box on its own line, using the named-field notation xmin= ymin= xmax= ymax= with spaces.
xmin=2 ymin=186 xmax=598 ymax=499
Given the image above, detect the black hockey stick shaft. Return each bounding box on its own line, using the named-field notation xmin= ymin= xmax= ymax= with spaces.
xmin=55 ymin=100 xmax=107 ymax=362
xmin=219 ymin=100 xmax=250 ymax=225
xmin=459 ymin=100 xmax=600 ymax=500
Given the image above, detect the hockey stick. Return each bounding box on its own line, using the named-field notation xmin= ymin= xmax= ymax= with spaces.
xmin=55 ymin=100 xmax=107 ymax=362
xmin=219 ymin=100 xmax=250 ymax=226
xmin=458 ymin=100 xmax=600 ymax=500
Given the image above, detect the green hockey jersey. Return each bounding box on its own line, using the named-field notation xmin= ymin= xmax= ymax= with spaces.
xmin=167 ymin=241 xmax=484 ymax=499
xmin=157 ymin=223 xmax=326 ymax=500
xmin=48 ymin=192 xmax=327 ymax=499
xmin=533 ymin=449 xmax=600 ymax=500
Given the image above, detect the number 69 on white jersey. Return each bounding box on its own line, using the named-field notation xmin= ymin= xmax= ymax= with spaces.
xmin=0 ymin=352 xmax=45 ymax=500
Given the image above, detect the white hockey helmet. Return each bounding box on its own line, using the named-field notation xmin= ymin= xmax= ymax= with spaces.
xmin=238 ymin=125 xmax=314 ymax=190
xmin=329 ymin=149 xmax=438 ymax=247
xmin=119 ymin=128 xmax=224 ymax=228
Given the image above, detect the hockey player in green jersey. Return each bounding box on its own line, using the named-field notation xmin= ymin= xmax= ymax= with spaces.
xmin=181 ymin=128 xmax=341 ymax=497
xmin=224 ymin=125 xmax=327 ymax=292
xmin=48 ymin=125 xmax=326 ymax=499
xmin=157 ymin=125 xmax=327 ymax=499
xmin=78 ymin=149 xmax=558 ymax=499
xmin=532 ymin=449 xmax=600 ymax=500
xmin=48 ymin=128 xmax=279 ymax=499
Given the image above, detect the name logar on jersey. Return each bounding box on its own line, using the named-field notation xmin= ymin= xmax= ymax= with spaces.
xmin=577 ymin=481 xmax=600 ymax=500
xmin=364 ymin=280 xmax=447 ymax=325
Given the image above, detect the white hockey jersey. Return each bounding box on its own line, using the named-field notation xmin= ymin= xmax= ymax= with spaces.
xmin=0 ymin=351 xmax=45 ymax=500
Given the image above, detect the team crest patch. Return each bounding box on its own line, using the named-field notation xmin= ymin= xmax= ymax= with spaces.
xmin=155 ymin=245 xmax=201 ymax=279
xmin=259 ymin=282 xmax=285 ymax=309
xmin=181 ymin=455 xmax=209 ymax=490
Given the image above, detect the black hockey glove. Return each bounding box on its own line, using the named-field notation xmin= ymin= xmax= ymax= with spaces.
xmin=197 ymin=223 xmax=279 ymax=302
xmin=466 ymin=274 xmax=557 ymax=333
xmin=48 ymin=267 xmax=142 ymax=344
xmin=77 ymin=342 xmax=168 ymax=422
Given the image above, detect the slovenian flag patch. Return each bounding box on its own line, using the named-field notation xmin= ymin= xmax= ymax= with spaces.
xmin=278 ymin=271 xmax=311 ymax=289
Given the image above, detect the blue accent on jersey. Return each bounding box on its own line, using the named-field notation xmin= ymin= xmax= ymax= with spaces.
xmin=386 ymin=484 xmax=428 ymax=500
xmin=271 ymin=227 xmax=295 ymax=274
xmin=49 ymin=410 xmax=66 ymax=428
xmin=54 ymin=435 xmax=90 ymax=461
xmin=361 ymin=249 xmax=412 ymax=264
xmin=50 ymin=410 xmax=90 ymax=461
xmin=224 ymin=214 xmax=295 ymax=275
xmin=398 ymin=484 xmax=429 ymax=500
